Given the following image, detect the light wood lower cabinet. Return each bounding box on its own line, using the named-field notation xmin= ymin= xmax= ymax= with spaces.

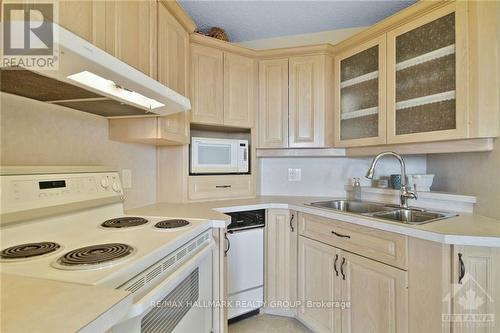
xmin=265 ymin=209 xmax=297 ymax=317
xmin=298 ymin=213 xmax=408 ymax=270
xmin=341 ymin=250 xmax=408 ymax=333
xmin=298 ymin=236 xmax=340 ymax=333
xmin=298 ymin=236 xmax=408 ymax=333
xmin=451 ymin=246 xmax=500 ymax=333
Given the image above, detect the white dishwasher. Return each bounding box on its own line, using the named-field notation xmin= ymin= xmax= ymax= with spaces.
xmin=225 ymin=210 xmax=265 ymax=321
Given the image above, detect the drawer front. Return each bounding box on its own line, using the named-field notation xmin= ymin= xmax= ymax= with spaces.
xmin=188 ymin=175 xmax=254 ymax=201
xmin=298 ymin=213 xmax=408 ymax=270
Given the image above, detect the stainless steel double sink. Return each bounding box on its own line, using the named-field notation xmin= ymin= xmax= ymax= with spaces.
xmin=307 ymin=200 xmax=457 ymax=225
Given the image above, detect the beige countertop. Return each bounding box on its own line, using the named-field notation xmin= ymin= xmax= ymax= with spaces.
xmin=0 ymin=274 xmax=132 ymax=333
xmin=128 ymin=196 xmax=500 ymax=247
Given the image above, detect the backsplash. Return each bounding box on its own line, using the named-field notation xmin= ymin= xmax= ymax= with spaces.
xmin=0 ymin=93 xmax=157 ymax=209
xmin=259 ymin=155 xmax=427 ymax=197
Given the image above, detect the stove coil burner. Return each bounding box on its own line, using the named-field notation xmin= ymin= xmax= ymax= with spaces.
xmin=0 ymin=242 xmax=61 ymax=260
xmin=154 ymin=219 xmax=191 ymax=229
xmin=57 ymin=243 xmax=134 ymax=266
xmin=101 ymin=217 xmax=148 ymax=228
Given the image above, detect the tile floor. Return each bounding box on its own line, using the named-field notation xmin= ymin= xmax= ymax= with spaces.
xmin=228 ymin=314 xmax=311 ymax=333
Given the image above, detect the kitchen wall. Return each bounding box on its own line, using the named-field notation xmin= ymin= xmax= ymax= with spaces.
xmin=259 ymin=155 xmax=427 ymax=197
xmin=427 ymin=4 xmax=500 ymax=220
xmin=427 ymin=144 xmax=500 ymax=220
xmin=237 ymin=26 xmax=366 ymax=50
xmin=0 ymin=93 xmax=157 ymax=209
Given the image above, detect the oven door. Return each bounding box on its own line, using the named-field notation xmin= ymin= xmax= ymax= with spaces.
xmin=191 ymin=138 xmax=239 ymax=174
xmin=112 ymin=242 xmax=214 ymax=333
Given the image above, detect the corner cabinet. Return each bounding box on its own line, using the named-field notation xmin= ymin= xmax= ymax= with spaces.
xmin=190 ymin=44 xmax=256 ymax=128
xmin=334 ymin=36 xmax=386 ymax=147
xmin=258 ymin=54 xmax=334 ymax=148
xmin=190 ymin=44 xmax=224 ymax=125
xmin=223 ymin=53 xmax=257 ymax=127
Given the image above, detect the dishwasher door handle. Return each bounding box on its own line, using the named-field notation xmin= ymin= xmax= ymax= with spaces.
xmin=224 ymin=233 xmax=230 ymax=256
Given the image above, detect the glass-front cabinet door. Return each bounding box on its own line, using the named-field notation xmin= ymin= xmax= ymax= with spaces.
xmin=387 ymin=3 xmax=467 ymax=143
xmin=334 ymin=36 xmax=386 ymax=147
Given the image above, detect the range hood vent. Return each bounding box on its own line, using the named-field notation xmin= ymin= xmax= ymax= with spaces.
xmin=0 ymin=23 xmax=191 ymax=118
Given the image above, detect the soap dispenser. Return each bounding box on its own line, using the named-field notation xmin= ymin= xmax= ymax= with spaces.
xmin=353 ymin=178 xmax=362 ymax=201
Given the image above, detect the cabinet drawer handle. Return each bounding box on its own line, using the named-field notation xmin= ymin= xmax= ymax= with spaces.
xmin=340 ymin=257 xmax=346 ymax=280
xmin=458 ymin=253 xmax=465 ymax=284
xmin=334 ymin=254 xmax=339 ymax=277
xmin=289 ymin=214 xmax=295 ymax=232
xmin=216 ymin=185 xmax=231 ymax=189
xmin=331 ymin=230 xmax=351 ymax=239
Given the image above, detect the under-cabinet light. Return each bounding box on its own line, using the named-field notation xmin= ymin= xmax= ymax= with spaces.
xmin=67 ymin=71 xmax=165 ymax=110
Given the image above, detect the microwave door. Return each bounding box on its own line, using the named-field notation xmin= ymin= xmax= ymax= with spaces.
xmin=192 ymin=141 xmax=239 ymax=173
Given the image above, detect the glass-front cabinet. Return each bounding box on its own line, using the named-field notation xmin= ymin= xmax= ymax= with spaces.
xmin=334 ymin=36 xmax=386 ymax=147
xmin=386 ymin=3 xmax=467 ymax=143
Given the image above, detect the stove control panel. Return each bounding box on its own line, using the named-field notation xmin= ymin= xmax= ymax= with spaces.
xmin=1 ymin=172 xmax=123 ymax=216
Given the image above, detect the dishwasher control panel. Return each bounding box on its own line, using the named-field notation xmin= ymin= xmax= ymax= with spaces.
xmin=226 ymin=209 xmax=265 ymax=231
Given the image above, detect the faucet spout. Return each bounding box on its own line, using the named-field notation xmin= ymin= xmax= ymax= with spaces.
xmin=365 ymin=151 xmax=415 ymax=208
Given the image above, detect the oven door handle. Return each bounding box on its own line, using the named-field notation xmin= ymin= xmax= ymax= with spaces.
xmin=122 ymin=241 xmax=215 ymax=319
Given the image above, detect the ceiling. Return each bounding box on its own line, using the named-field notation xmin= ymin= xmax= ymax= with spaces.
xmin=179 ymin=0 xmax=417 ymax=43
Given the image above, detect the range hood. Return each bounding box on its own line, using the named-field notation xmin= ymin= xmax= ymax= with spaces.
xmin=0 ymin=23 xmax=191 ymax=118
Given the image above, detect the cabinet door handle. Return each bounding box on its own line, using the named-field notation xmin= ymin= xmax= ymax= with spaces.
xmin=216 ymin=185 xmax=231 ymax=189
xmin=340 ymin=257 xmax=346 ymax=280
xmin=334 ymin=254 xmax=339 ymax=277
xmin=289 ymin=213 xmax=295 ymax=232
xmin=458 ymin=253 xmax=465 ymax=284
xmin=224 ymin=233 xmax=231 ymax=257
xmin=331 ymin=230 xmax=351 ymax=239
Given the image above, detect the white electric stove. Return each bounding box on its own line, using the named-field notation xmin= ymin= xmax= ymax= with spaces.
xmin=0 ymin=167 xmax=215 ymax=333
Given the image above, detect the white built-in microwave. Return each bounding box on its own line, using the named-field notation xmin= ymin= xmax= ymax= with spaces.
xmin=190 ymin=137 xmax=249 ymax=174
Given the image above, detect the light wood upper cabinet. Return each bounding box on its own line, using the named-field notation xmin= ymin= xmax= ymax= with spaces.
xmin=289 ymin=55 xmax=334 ymax=147
xmin=105 ymin=0 xmax=157 ymax=77
xmin=58 ymin=0 xmax=106 ymax=49
xmin=334 ymin=36 xmax=387 ymax=147
xmin=265 ymin=209 xmax=297 ymax=317
xmin=451 ymin=246 xmax=500 ymax=333
xmin=387 ymin=0 xmax=499 ymax=143
xmin=341 ymin=251 xmax=408 ymax=333
xmin=157 ymin=1 xmax=190 ymax=144
xmin=298 ymin=236 xmax=340 ymax=333
xmin=258 ymin=59 xmax=289 ymax=148
xmin=190 ymin=44 xmax=224 ymax=125
xmin=224 ymin=53 xmax=256 ymax=128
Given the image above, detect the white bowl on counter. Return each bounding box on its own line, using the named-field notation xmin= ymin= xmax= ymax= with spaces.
xmin=407 ymin=174 xmax=435 ymax=191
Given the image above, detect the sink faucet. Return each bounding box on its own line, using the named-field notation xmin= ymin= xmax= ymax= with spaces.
xmin=365 ymin=151 xmax=417 ymax=209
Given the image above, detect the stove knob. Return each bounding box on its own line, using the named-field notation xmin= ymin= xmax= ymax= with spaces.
xmin=112 ymin=182 xmax=121 ymax=193
xmin=100 ymin=177 xmax=110 ymax=189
